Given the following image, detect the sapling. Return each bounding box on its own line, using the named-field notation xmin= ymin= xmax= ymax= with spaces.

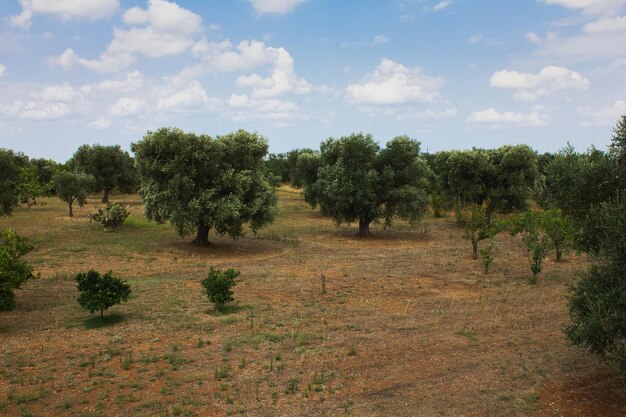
xmin=201 ymin=268 xmax=239 ymax=310
xmin=75 ymin=270 xmax=131 ymax=318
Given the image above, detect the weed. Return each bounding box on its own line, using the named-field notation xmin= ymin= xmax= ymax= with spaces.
xmin=286 ymin=378 xmax=299 ymax=394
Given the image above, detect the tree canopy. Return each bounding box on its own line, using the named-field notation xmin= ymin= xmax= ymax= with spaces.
xmin=132 ymin=128 xmax=278 ymax=245
xmin=54 ymin=171 xmax=96 ymax=217
xmin=298 ymin=133 xmax=432 ymax=236
xmin=0 ymin=148 xmax=29 ymax=216
xmin=70 ymin=144 xmax=138 ymax=203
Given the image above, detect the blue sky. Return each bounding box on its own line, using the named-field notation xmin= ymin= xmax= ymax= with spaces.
xmin=1 ymin=0 xmax=625 ymax=162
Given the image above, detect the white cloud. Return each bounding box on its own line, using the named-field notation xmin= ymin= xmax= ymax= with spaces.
xmin=373 ymin=35 xmax=390 ymax=44
xmin=579 ymin=100 xmax=626 ymax=126
xmin=527 ymin=32 xmax=540 ymax=43
xmin=227 ymin=93 xmax=303 ymax=126
xmin=192 ymin=39 xmax=277 ymax=72
xmin=48 ymin=0 xmax=203 ymax=73
xmin=20 ymin=102 xmax=71 ymax=120
xmin=433 ymin=1 xmax=453 ymax=12
xmin=123 ymin=0 xmax=202 ymax=35
xmin=346 ymin=58 xmax=444 ymax=105
xmin=35 ymin=83 xmax=78 ymax=102
xmin=490 ymin=65 xmax=590 ymax=100
xmin=11 ymin=0 xmax=119 ymax=29
xmin=468 ymin=34 xmax=482 ymax=44
xmin=466 ymin=108 xmax=548 ymax=127
xmin=248 ymin=0 xmax=305 ymax=15
xmin=0 ymin=65 xmax=6 ymax=77
xmin=531 ymin=29 xmax=626 ymax=62
xmin=89 ymin=118 xmax=111 ymax=129
xmin=94 ymin=70 xmax=144 ymax=92
xmin=110 ymin=97 xmax=146 ymax=116
xmin=538 ymin=0 xmax=626 ymax=15
xmin=583 ymin=15 xmax=626 ymax=33
xmin=157 ymin=80 xmax=220 ymax=113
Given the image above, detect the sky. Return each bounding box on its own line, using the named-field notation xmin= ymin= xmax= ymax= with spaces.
xmin=0 ymin=0 xmax=625 ymax=162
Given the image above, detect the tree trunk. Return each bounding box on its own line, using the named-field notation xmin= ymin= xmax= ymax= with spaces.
xmin=68 ymin=201 xmax=74 ymax=217
xmin=472 ymin=238 xmax=479 ymax=260
xmin=191 ymin=225 xmax=211 ymax=246
xmin=102 ymin=187 xmax=110 ymax=204
xmin=100 ymin=310 xmax=104 ymax=318
xmin=357 ymin=217 xmax=371 ymax=237
xmin=555 ymin=244 xmax=563 ymax=262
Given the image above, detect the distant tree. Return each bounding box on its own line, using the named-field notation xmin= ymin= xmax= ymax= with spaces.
xmin=0 ymin=229 xmax=35 ymax=311
xmin=266 ymin=149 xmax=316 ymax=186
xmin=70 ymin=144 xmax=137 ymax=203
xmin=75 ymin=270 xmax=131 ymax=318
xmin=0 ymin=148 xmax=28 ymax=216
xmin=132 ymin=128 xmax=278 ymax=245
xmin=54 ymin=171 xmax=95 ymax=217
xmin=299 ymin=133 xmax=432 ymax=236
xmin=29 ymin=158 xmax=60 ymax=195
xmin=17 ymin=164 xmax=42 ymax=208
xmin=566 ymin=193 xmax=626 ymax=374
xmin=457 ymin=204 xmax=502 ymax=260
xmin=609 ymin=114 xmax=626 ymax=174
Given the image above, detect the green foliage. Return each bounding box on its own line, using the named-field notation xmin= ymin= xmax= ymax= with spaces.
xmin=480 ymin=242 xmax=498 ymax=274
xmin=435 ymin=145 xmax=538 ymax=220
xmin=609 ymin=114 xmax=626 ymax=174
xmin=511 ymin=211 xmax=552 ymax=284
xmin=89 ymin=203 xmax=130 ymax=230
xmin=430 ymin=192 xmax=447 ymax=218
xmin=53 ymin=171 xmax=96 ymax=217
xmin=70 ymin=144 xmax=138 ymax=202
xmin=567 ymin=193 xmax=626 ymax=373
xmin=75 ymin=270 xmax=131 ymax=318
xmin=299 ymin=133 xmax=432 ymax=236
xmin=29 ymin=158 xmax=60 ymax=195
xmin=539 ymin=208 xmax=575 ymax=262
xmin=201 ymin=268 xmax=240 ymax=309
xmin=0 ymin=148 xmax=29 ymax=216
xmin=17 ymin=164 xmax=42 ymax=208
xmin=266 ymin=149 xmax=314 ymax=186
xmin=0 ymin=229 xmax=35 ymax=311
xmin=132 ymin=128 xmax=278 ymax=245
xmin=457 ymin=204 xmax=503 ymax=259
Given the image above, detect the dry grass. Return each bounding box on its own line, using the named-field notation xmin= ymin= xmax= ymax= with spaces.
xmin=0 ymin=186 xmax=624 ymax=417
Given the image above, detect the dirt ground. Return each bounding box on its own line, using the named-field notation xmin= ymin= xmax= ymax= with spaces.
xmin=0 ymin=186 xmax=624 ymax=416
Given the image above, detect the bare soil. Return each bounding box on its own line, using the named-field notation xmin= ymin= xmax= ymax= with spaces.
xmin=0 ymin=187 xmax=624 ymax=416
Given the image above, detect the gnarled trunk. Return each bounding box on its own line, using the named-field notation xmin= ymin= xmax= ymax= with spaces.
xmin=358 ymin=217 xmax=371 ymax=237
xmin=555 ymin=243 xmax=563 ymax=262
xmin=102 ymin=187 xmax=111 ymax=203
xmin=68 ymin=200 xmax=74 ymax=217
xmin=192 ymin=224 xmax=211 ymax=246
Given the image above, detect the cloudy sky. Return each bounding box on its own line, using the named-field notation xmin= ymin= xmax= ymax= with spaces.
xmin=1 ymin=0 xmax=625 ymax=162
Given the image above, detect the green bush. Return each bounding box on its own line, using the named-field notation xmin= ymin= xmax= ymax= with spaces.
xmin=201 ymin=268 xmax=239 ymax=310
xmin=75 ymin=270 xmax=131 ymax=318
xmin=0 ymin=229 xmax=35 ymax=311
xmin=511 ymin=210 xmax=551 ymax=284
xmin=479 ymin=242 xmax=498 ymax=274
xmin=89 ymin=202 xmax=130 ymax=230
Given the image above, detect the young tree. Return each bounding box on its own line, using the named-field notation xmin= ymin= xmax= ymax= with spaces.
xmin=75 ymin=270 xmax=131 ymax=318
xmin=201 ymin=268 xmax=240 ymax=310
xmin=0 ymin=148 xmax=28 ymax=216
xmin=567 ymin=193 xmax=626 ymax=373
xmin=132 ymin=128 xmax=278 ymax=245
xmin=511 ymin=210 xmax=552 ymax=284
xmin=457 ymin=204 xmax=501 ymax=259
xmin=54 ymin=171 xmax=96 ymax=217
xmin=299 ymin=133 xmax=432 ymax=236
xmin=0 ymin=229 xmax=36 ymax=311
xmin=70 ymin=144 xmax=137 ymax=203
xmin=539 ymin=208 xmax=575 ymax=262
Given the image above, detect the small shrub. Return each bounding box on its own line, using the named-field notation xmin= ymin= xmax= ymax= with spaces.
xmin=75 ymin=270 xmax=131 ymax=318
xmin=479 ymin=242 xmax=498 ymax=274
xmin=201 ymin=268 xmax=239 ymax=310
xmin=89 ymin=203 xmax=130 ymax=230
xmin=0 ymin=229 xmax=36 ymax=311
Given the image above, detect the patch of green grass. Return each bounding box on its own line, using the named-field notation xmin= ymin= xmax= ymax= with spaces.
xmin=455 ymin=329 xmax=477 ymax=340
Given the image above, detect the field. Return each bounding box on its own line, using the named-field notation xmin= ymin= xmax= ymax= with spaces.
xmin=0 ymin=186 xmax=624 ymax=417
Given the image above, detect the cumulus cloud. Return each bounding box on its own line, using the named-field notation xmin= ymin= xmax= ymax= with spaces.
xmin=20 ymin=102 xmax=72 ymax=120
xmin=527 ymin=32 xmax=540 ymax=43
xmin=227 ymin=93 xmax=304 ymax=126
xmin=583 ymin=15 xmax=626 ymax=33
xmin=432 ymin=1 xmax=453 ymax=12
xmin=579 ymin=100 xmax=626 ymax=126
xmin=538 ymin=0 xmax=626 ymax=15
xmin=490 ymin=65 xmax=590 ymax=100
xmin=466 ymin=108 xmax=548 ymax=127
xmin=0 ymin=64 xmax=6 ymax=77
xmin=49 ymin=0 xmax=202 ymax=73
xmin=34 ymin=83 xmax=78 ymax=102
xmin=346 ymin=58 xmax=444 ymax=105
xmin=11 ymin=0 xmax=119 ymax=29
xmin=248 ymin=0 xmax=306 ymax=15
xmin=157 ymin=81 xmax=220 ymax=113
xmin=88 ymin=117 xmax=111 ymax=129
xmin=110 ymin=97 xmax=147 ymax=116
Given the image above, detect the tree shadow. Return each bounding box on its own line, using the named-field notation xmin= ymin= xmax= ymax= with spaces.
xmin=82 ymin=313 xmax=126 ymax=329
xmin=205 ymin=304 xmax=252 ymax=316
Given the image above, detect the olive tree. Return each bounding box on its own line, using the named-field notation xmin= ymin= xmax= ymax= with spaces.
xmin=0 ymin=229 xmax=35 ymax=311
xmin=132 ymin=128 xmax=278 ymax=245
xmin=298 ymin=133 xmax=432 ymax=236
xmin=0 ymin=148 xmax=28 ymax=216
xmin=70 ymin=144 xmax=138 ymax=203
xmin=54 ymin=171 xmax=96 ymax=217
